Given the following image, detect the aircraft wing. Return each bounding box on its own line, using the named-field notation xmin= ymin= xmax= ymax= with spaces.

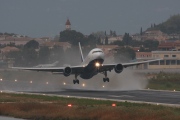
xmin=12 ymin=59 xmax=161 ymax=74
xmin=12 ymin=65 xmax=84 ymax=74
xmin=99 ymin=59 xmax=161 ymax=72
xmin=122 ymin=59 xmax=161 ymax=68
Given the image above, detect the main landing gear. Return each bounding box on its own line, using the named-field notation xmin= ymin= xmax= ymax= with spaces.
xmin=103 ymin=71 xmax=110 ymax=82
xmin=73 ymin=74 xmax=79 ymax=84
xmin=73 ymin=79 xmax=79 ymax=84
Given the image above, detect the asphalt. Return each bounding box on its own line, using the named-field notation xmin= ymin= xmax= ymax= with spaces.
xmin=0 ymin=116 xmax=24 ymax=120
xmin=29 ymin=89 xmax=180 ymax=106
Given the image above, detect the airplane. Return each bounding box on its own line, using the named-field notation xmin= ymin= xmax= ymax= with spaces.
xmin=12 ymin=42 xmax=161 ymax=84
xmin=34 ymin=61 xmax=59 ymax=68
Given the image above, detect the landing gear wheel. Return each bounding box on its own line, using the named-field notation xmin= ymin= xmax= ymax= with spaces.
xmin=103 ymin=78 xmax=110 ymax=82
xmin=76 ymin=79 xmax=79 ymax=84
xmin=103 ymin=78 xmax=106 ymax=82
xmin=73 ymin=79 xmax=79 ymax=84
xmin=73 ymin=80 xmax=76 ymax=84
xmin=107 ymin=78 xmax=109 ymax=82
xmin=73 ymin=74 xmax=80 ymax=84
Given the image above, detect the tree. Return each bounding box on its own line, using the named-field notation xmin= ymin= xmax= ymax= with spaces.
xmin=105 ymin=36 xmax=108 ymax=45
xmin=140 ymin=27 xmax=143 ymax=36
xmin=147 ymin=15 xmax=180 ymax=34
xmin=114 ymin=47 xmax=135 ymax=62
xmin=110 ymin=30 xmax=113 ymax=36
xmin=113 ymin=31 xmax=117 ymax=37
xmin=6 ymin=51 xmax=23 ymax=66
xmin=143 ymin=40 xmax=159 ymax=51
xmin=24 ymin=40 xmax=39 ymax=49
xmin=91 ymin=31 xmax=105 ymax=38
xmin=97 ymin=37 xmax=102 ymax=45
xmin=110 ymin=41 xmax=124 ymax=46
xmin=59 ymin=30 xmax=85 ymax=45
xmin=122 ymin=33 xmax=132 ymax=46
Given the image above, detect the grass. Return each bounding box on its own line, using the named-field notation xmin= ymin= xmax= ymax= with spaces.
xmin=0 ymin=93 xmax=180 ymax=120
xmin=147 ymin=72 xmax=180 ymax=91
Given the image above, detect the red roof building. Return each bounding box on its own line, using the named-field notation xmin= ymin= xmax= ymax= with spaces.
xmin=158 ymin=41 xmax=180 ymax=51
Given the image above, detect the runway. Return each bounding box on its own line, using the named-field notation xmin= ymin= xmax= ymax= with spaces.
xmin=29 ymin=89 xmax=180 ymax=107
xmin=1 ymin=73 xmax=180 ymax=107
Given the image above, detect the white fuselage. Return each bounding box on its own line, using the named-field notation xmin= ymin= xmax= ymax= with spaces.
xmin=80 ymin=48 xmax=105 ymax=79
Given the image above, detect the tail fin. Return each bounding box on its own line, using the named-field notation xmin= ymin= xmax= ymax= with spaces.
xmin=79 ymin=42 xmax=84 ymax=62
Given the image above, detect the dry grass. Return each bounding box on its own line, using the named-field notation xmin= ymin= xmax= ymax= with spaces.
xmin=0 ymin=93 xmax=180 ymax=120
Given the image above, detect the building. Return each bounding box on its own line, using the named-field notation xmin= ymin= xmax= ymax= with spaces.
xmin=132 ymin=30 xmax=168 ymax=42
xmin=106 ymin=36 xmax=123 ymax=43
xmin=65 ymin=18 xmax=71 ymax=30
xmin=132 ymin=34 xmax=142 ymax=41
xmin=101 ymin=35 xmax=123 ymax=44
xmin=0 ymin=46 xmax=20 ymax=68
xmin=40 ymin=42 xmax=71 ymax=51
xmin=136 ymin=52 xmax=152 ymax=59
xmin=158 ymin=41 xmax=180 ymax=51
xmin=0 ymin=46 xmax=20 ymax=53
xmin=0 ymin=36 xmax=48 ymax=46
xmin=0 ymin=36 xmax=32 ymax=46
xmin=143 ymin=30 xmax=168 ymax=42
xmin=135 ymin=51 xmax=180 ymax=69
xmin=150 ymin=51 xmax=180 ymax=69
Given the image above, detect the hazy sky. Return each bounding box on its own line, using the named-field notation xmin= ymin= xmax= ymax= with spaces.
xmin=0 ymin=0 xmax=180 ymax=38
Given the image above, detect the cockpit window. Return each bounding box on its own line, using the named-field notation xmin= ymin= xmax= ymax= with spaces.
xmin=92 ymin=51 xmax=103 ymax=54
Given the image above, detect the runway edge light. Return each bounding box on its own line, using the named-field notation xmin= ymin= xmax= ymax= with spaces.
xmin=112 ymin=103 xmax=116 ymax=107
xmin=68 ymin=104 xmax=72 ymax=107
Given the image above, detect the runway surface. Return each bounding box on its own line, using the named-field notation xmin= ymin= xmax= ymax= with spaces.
xmin=29 ymin=89 xmax=180 ymax=106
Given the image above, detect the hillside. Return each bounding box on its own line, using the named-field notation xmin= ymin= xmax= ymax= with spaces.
xmin=147 ymin=14 xmax=180 ymax=34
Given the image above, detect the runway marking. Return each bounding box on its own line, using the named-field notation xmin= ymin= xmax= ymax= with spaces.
xmin=108 ymin=95 xmax=134 ymax=98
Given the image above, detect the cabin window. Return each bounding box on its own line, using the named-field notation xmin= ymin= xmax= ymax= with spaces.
xmin=92 ymin=51 xmax=103 ymax=54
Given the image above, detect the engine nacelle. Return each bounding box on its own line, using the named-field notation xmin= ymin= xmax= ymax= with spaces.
xmin=63 ymin=67 xmax=72 ymax=77
xmin=114 ymin=64 xmax=123 ymax=73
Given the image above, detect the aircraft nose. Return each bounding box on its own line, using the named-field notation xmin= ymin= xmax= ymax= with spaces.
xmin=94 ymin=52 xmax=105 ymax=59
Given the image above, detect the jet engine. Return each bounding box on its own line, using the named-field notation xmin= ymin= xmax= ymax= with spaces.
xmin=114 ymin=64 xmax=123 ymax=73
xmin=63 ymin=67 xmax=72 ymax=76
